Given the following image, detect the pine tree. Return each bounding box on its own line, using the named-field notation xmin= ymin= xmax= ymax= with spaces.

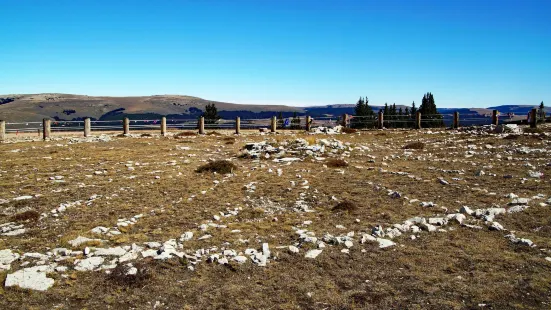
xmin=202 ymin=103 xmax=220 ymax=124
xmin=419 ymin=92 xmax=443 ymax=127
xmin=539 ymin=101 xmax=545 ymax=119
xmin=291 ymin=111 xmax=300 ymax=129
xmin=365 ymin=97 xmax=374 ymax=116
xmin=411 ymin=101 xmax=417 ymax=116
xmin=405 ymin=107 xmax=410 ymax=115
xmin=398 ymin=107 xmax=403 ymax=115
xmin=354 ymin=97 xmax=366 ymax=116
xmin=277 ymin=112 xmax=284 ymax=128
xmin=384 ymin=103 xmax=389 ymax=115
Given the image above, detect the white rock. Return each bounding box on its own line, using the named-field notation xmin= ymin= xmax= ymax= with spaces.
xmin=289 ymin=246 xmax=300 ymax=254
xmin=489 ymin=222 xmax=504 ymax=231
xmin=75 ymin=257 xmax=104 ymax=271
xmin=262 ymin=243 xmax=271 ymax=258
xmin=376 ymin=238 xmax=396 ymax=248
xmin=305 ymin=249 xmax=323 ymax=259
xmin=180 ymin=231 xmax=194 ymax=241
xmin=94 ymin=247 xmax=127 ymax=257
xmin=5 ymin=265 xmax=56 ymax=291
xmin=233 ymin=256 xmax=247 ymax=264
xmin=0 ymin=249 xmax=20 ymax=271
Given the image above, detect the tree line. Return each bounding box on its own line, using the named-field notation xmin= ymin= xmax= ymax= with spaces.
xmin=352 ymin=92 xmax=443 ymax=128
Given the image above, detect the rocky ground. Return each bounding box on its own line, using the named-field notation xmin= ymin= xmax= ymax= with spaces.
xmin=1 ymin=124 xmax=551 ymax=309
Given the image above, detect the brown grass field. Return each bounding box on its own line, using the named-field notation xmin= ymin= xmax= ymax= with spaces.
xmin=1 ymin=125 xmax=551 ymax=309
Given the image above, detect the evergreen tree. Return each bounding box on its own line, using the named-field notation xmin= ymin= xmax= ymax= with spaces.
xmin=354 ymin=97 xmax=366 ymax=116
xmin=202 ymin=103 xmax=220 ymax=124
xmin=398 ymin=107 xmax=403 ymax=115
xmin=405 ymin=107 xmax=410 ymax=115
xmin=419 ymin=92 xmax=443 ymax=127
xmin=390 ymin=103 xmax=397 ymax=116
xmin=277 ymin=112 xmax=284 ymax=128
xmin=539 ymin=101 xmax=545 ymax=119
xmin=384 ymin=103 xmax=389 ymax=115
xmin=411 ymin=101 xmax=417 ymax=116
xmin=365 ymin=97 xmax=374 ymax=116
xmin=291 ymin=111 xmax=300 ymax=129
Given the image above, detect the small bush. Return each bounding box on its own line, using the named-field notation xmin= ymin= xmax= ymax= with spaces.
xmin=404 ymin=142 xmax=425 ymax=149
xmin=108 ymin=263 xmax=151 ymax=287
xmin=12 ymin=210 xmax=40 ymax=222
xmin=175 ymin=131 xmax=197 ymax=138
xmin=196 ymin=160 xmax=237 ymax=174
xmin=341 ymin=127 xmax=357 ymax=134
xmin=326 ymin=158 xmax=348 ymax=168
xmin=332 ymin=201 xmax=358 ymax=213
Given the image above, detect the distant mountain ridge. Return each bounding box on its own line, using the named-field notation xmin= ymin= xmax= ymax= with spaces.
xmin=0 ymin=93 xmax=547 ymax=122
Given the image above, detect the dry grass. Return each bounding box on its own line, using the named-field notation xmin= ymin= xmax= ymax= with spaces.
xmin=196 ymin=160 xmax=237 ymax=174
xmin=1 ymin=126 xmax=551 ymax=309
xmin=175 ymin=131 xmax=197 ymax=138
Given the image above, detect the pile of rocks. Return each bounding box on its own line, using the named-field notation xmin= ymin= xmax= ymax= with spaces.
xmin=310 ymin=125 xmax=343 ymax=134
xmin=241 ymin=138 xmax=347 ymax=160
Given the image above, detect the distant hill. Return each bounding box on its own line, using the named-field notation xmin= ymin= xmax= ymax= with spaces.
xmin=0 ymin=93 xmax=547 ymax=122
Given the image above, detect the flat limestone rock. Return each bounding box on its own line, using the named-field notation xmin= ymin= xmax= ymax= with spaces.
xmin=0 ymin=249 xmax=20 ymax=270
xmin=305 ymin=249 xmax=322 ymax=259
xmin=5 ymin=265 xmax=56 ymax=291
xmin=75 ymin=257 xmax=104 ymax=271
xmin=94 ymin=247 xmax=127 ymax=257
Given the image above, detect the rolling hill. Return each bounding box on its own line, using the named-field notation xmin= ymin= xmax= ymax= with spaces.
xmin=0 ymin=93 xmax=547 ymax=122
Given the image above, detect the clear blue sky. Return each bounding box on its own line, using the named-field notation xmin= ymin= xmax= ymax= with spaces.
xmin=1 ymin=0 xmax=549 ymax=108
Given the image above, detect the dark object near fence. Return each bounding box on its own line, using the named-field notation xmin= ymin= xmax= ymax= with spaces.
xmin=108 ymin=263 xmax=152 ymax=287
xmin=196 ymin=160 xmax=237 ymax=174
xmin=175 ymin=131 xmax=197 ymax=138
xmin=341 ymin=127 xmax=357 ymax=134
xmin=332 ymin=200 xmax=358 ymax=213
xmin=326 ymin=158 xmax=349 ymax=168
xmin=12 ymin=210 xmax=40 ymax=222
xmin=403 ymin=142 xmax=425 ymax=149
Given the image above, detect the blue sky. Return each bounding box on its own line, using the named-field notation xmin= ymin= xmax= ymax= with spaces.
xmin=1 ymin=0 xmax=549 ymax=108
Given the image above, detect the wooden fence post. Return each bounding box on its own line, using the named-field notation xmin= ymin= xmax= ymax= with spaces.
xmin=530 ymin=108 xmax=537 ymax=128
xmin=378 ymin=111 xmax=384 ymax=129
xmin=340 ymin=114 xmax=348 ymax=127
xmin=0 ymin=120 xmax=5 ymax=141
xmin=43 ymin=119 xmax=51 ymax=140
xmin=271 ymin=116 xmax=277 ymax=133
xmin=492 ymin=110 xmax=498 ymax=126
xmin=306 ymin=116 xmax=312 ymax=131
xmin=161 ymin=117 xmax=167 ymax=136
xmin=415 ymin=112 xmax=422 ymax=129
xmin=453 ymin=112 xmax=459 ymax=129
xmin=198 ymin=117 xmax=205 ymax=134
xmin=235 ymin=117 xmax=241 ymax=135
xmin=84 ymin=118 xmax=91 ymax=137
xmin=123 ymin=118 xmax=130 ymax=135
